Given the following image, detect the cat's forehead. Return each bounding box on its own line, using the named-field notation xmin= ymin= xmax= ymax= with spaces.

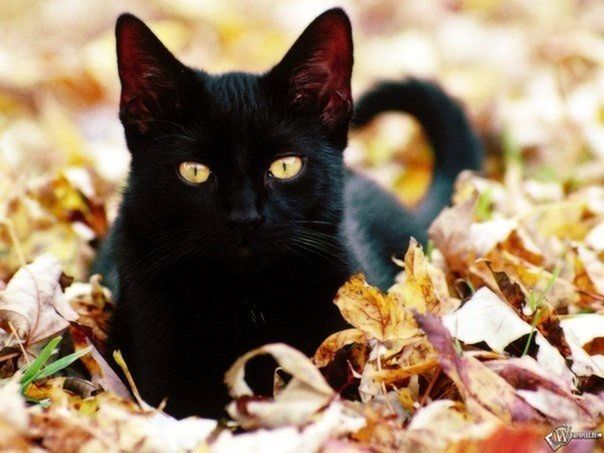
xmin=182 ymin=72 xmax=308 ymax=155
xmin=172 ymin=71 xmax=329 ymax=166
xmin=201 ymin=72 xmax=266 ymax=115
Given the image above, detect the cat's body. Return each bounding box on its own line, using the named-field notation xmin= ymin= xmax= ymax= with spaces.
xmin=94 ymin=9 xmax=481 ymax=418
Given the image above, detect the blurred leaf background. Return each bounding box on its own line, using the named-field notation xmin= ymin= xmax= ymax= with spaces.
xmin=1 ymin=0 xmax=603 ymax=281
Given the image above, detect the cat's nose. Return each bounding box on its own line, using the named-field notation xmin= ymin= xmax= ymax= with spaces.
xmin=228 ymin=209 xmax=263 ymax=233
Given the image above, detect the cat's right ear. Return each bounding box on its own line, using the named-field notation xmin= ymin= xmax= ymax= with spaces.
xmin=265 ymin=9 xmax=353 ymax=137
xmin=115 ymin=14 xmax=188 ymax=134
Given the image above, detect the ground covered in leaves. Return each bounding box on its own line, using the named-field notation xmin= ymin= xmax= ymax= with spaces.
xmin=1 ymin=0 xmax=604 ymax=451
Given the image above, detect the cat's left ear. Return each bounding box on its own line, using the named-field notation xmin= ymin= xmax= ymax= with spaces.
xmin=266 ymin=8 xmax=353 ymax=133
xmin=115 ymin=14 xmax=190 ymax=135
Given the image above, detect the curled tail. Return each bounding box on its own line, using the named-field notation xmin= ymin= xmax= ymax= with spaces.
xmin=352 ymin=78 xmax=483 ymax=231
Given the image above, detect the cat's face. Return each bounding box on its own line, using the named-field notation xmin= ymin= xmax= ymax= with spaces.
xmin=115 ymin=10 xmax=354 ymax=271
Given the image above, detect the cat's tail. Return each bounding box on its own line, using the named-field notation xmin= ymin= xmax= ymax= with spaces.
xmin=351 ymin=78 xmax=483 ymax=232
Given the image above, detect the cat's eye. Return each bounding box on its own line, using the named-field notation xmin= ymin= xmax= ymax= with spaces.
xmin=268 ymin=156 xmax=303 ymax=180
xmin=179 ymin=161 xmax=211 ymax=184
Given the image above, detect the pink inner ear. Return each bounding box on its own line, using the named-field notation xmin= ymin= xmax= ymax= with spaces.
xmin=116 ymin=16 xmax=181 ymax=131
xmin=288 ymin=12 xmax=353 ymax=126
xmin=118 ymin=29 xmax=161 ymax=106
xmin=319 ymin=28 xmax=353 ymax=124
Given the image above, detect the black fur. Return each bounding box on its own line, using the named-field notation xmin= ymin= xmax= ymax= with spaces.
xmin=93 ymin=9 xmax=482 ymax=418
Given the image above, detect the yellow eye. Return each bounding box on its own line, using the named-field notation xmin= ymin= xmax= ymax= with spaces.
xmin=179 ymin=161 xmax=211 ymax=184
xmin=269 ymin=156 xmax=303 ymax=180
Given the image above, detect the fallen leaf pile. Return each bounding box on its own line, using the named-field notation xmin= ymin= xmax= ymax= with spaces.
xmin=1 ymin=0 xmax=604 ymax=451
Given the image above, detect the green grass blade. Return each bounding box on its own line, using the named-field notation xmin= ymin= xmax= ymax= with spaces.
xmin=541 ymin=265 xmax=561 ymax=299
xmin=521 ymin=265 xmax=561 ymax=357
xmin=475 ymin=188 xmax=493 ymax=221
xmin=33 ymin=346 xmax=92 ymax=382
xmin=20 ymin=336 xmax=62 ymax=392
xmin=521 ymin=309 xmax=542 ymax=357
xmin=426 ymin=240 xmax=435 ymax=261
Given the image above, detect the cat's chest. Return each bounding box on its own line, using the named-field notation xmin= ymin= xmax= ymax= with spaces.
xmin=177 ymin=272 xmax=327 ymax=322
xmin=178 ymin=284 xmax=276 ymax=331
xmin=165 ymin=266 xmax=347 ymax=348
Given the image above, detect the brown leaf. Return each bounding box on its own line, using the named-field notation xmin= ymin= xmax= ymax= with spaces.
xmin=314 ymin=328 xmax=368 ymax=368
xmin=416 ymin=313 xmax=543 ymax=423
xmin=65 ymin=274 xmax=113 ymax=343
xmin=485 ymin=357 xmax=596 ymax=424
xmin=488 ymin=264 xmax=571 ymax=358
xmin=0 ymin=254 xmax=78 ymax=347
xmin=389 ymin=238 xmax=455 ymax=315
xmin=428 ymin=194 xmax=477 ymax=273
xmin=225 ymin=343 xmax=335 ymax=429
xmin=69 ymin=323 xmax=131 ymax=400
xmin=334 ymin=274 xmax=419 ymax=342
xmin=27 ymin=171 xmax=108 ymax=238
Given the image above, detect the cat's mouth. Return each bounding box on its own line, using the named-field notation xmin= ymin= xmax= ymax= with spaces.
xmin=235 ymin=244 xmax=252 ymax=256
xmin=221 ymin=240 xmax=273 ymax=274
xmin=230 ymin=234 xmax=260 ymax=258
xmin=218 ymin=229 xmax=285 ymax=268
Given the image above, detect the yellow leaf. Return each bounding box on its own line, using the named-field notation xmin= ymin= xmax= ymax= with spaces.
xmin=390 ymin=238 xmax=449 ymax=315
xmin=334 ymin=274 xmax=419 ymax=342
xmin=372 ymin=358 xmax=439 ymax=384
xmin=313 ymin=328 xmax=368 ymax=368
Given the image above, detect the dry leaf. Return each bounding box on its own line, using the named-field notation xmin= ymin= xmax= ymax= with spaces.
xmin=389 ymin=237 xmax=454 ymax=315
xmin=416 ymin=313 xmax=543 ymax=423
xmin=213 ymin=402 xmax=366 ymax=453
xmin=560 ymin=314 xmax=604 ymax=378
xmin=334 ymin=274 xmax=419 ymax=341
xmin=225 ymin=343 xmax=335 ymax=429
xmin=443 ymin=287 xmax=532 ymax=353
xmin=407 ymin=400 xmax=497 ymax=449
xmin=0 ymin=254 xmax=78 ymax=347
xmin=69 ymin=323 xmax=130 ymax=400
xmin=313 ymin=328 xmax=368 ymax=368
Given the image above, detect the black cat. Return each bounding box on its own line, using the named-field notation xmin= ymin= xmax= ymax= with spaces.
xmin=93 ymin=8 xmax=482 ymax=418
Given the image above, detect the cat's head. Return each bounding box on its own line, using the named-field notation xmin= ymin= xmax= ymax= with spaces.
xmin=115 ymin=9 xmax=354 ymax=271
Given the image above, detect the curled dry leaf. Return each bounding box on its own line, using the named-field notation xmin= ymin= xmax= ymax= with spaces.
xmin=560 ymin=314 xmax=604 ymax=378
xmin=485 ymin=357 xmax=597 ymax=424
xmin=225 ymin=343 xmax=335 ymax=429
xmin=442 ymin=287 xmax=574 ymax=387
xmin=313 ymin=328 xmax=368 ymax=368
xmin=65 ymin=274 xmax=113 ymax=343
xmin=69 ymin=323 xmax=131 ymax=400
xmin=212 ymin=401 xmax=366 ymax=453
xmin=443 ymin=287 xmax=532 ymax=354
xmin=407 ymin=400 xmax=498 ymax=449
xmin=416 ymin=313 xmax=544 ymax=423
xmin=488 ymin=265 xmax=571 ymax=358
xmin=370 ymin=355 xmax=438 ymax=385
xmin=483 ymin=251 xmax=578 ymax=309
xmin=389 ymin=237 xmax=456 ymax=315
xmin=0 ymin=254 xmax=78 ymax=347
xmin=334 ymin=274 xmax=419 ymax=342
